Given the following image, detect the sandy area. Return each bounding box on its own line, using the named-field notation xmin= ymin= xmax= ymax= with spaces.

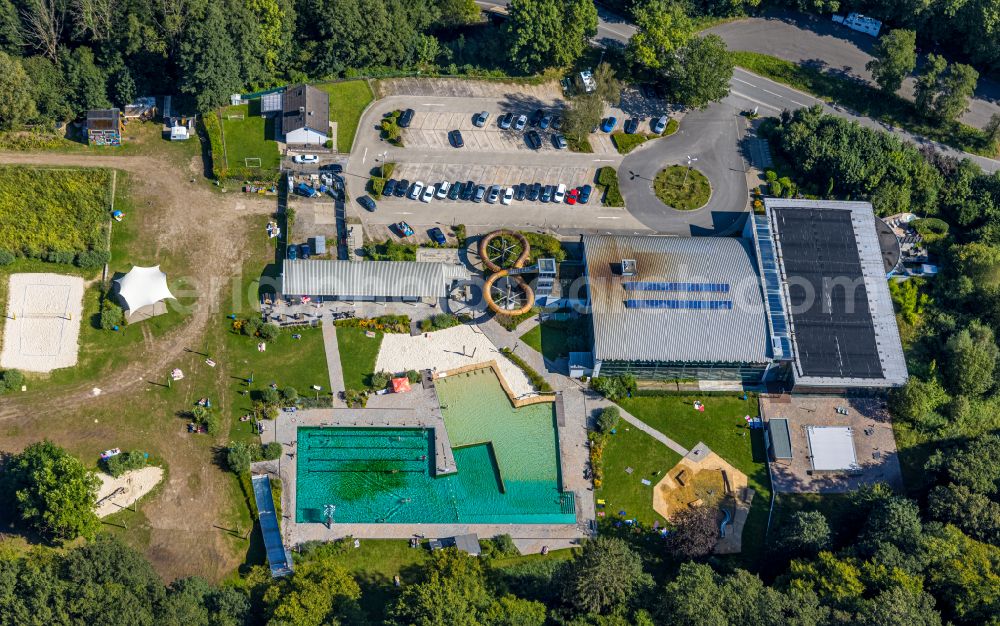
xmin=1 ymin=273 xmax=84 ymax=372
xmin=96 ymin=466 xmax=165 ymax=518
xmin=375 ymin=325 xmax=535 ymax=397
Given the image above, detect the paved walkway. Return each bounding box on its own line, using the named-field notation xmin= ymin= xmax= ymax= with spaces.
xmin=320 ymin=322 xmax=346 ymax=405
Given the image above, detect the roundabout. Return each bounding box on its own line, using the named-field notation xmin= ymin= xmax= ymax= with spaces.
xmin=653 ymin=165 xmax=711 ymax=211
xmin=477 ymin=230 xmax=536 ymax=317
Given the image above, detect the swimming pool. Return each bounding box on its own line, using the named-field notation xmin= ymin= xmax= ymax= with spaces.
xmin=295 ymin=368 xmax=575 ymax=524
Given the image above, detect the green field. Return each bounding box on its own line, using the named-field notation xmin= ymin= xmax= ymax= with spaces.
xmin=0 ymin=166 xmax=113 ymax=258
xmin=595 ymin=425 xmax=682 ymax=527
xmin=336 ymin=326 xmax=383 ymax=391
xmin=653 ymin=166 xmax=711 ymax=210
xmin=316 ymin=80 xmax=375 ymax=152
xmin=519 ymin=318 xmax=589 ymax=361
xmin=220 ymin=104 xmax=281 ymax=171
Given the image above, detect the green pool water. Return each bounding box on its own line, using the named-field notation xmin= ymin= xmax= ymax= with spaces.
xmin=295 ymin=368 xmax=576 ymax=524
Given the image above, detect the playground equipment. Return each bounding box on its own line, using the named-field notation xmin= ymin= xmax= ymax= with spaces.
xmin=478 ymin=230 xmax=555 ymax=316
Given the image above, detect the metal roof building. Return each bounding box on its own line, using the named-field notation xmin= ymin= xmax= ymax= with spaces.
xmin=281 ymin=84 xmax=329 ymax=145
xmin=282 ymin=259 xmax=468 ymax=301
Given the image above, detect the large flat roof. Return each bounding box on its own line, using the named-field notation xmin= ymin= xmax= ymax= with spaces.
xmin=583 ymin=235 xmax=771 ymax=364
xmin=282 ymin=259 xmax=467 ymax=299
xmin=807 ymin=426 xmax=859 ymax=472
xmin=765 ymin=199 xmax=907 ymax=388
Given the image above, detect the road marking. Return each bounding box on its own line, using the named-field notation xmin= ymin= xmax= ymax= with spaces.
xmin=362 ymin=147 xmax=367 ymax=164
xmin=730 ymin=91 xmax=782 ymax=112
xmin=733 ymin=78 xmax=757 ymax=87
xmin=597 ymin=216 xmax=621 ymax=220
xmin=789 ymin=98 xmax=808 ymax=107
xmin=760 ymin=88 xmax=784 ymax=98
xmin=424 ymin=103 xmax=444 ymax=106
xmin=592 ymin=159 xmax=616 ymax=162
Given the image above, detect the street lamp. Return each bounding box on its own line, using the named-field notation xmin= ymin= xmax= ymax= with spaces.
xmin=683 ymin=155 xmax=698 ymax=186
xmin=378 ymin=150 xmax=388 ymax=179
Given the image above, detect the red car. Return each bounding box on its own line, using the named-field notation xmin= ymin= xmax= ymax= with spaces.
xmin=566 ymin=188 xmax=580 ymax=205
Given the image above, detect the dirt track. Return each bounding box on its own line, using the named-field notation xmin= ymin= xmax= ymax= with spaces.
xmin=0 ymin=150 xmax=274 ymax=581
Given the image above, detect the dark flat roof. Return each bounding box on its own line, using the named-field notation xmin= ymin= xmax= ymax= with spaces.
xmin=768 ymin=418 xmax=793 ymax=459
xmin=772 ymin=208 xmax=883 ymax=380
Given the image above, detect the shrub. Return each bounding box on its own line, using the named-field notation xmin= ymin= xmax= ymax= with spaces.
xmin=406 ymin=369 xmax=421 ymax=384
xmin=47 ymin=249 xmax=75 ymax=264
xmin=1 ymin=368 xmax=23 ymax=391
xmin=370 ymin=176 xmax=387 ymax=197
xmin=344 ymin=388 xmax=367 ymax=408
xmin=453 ymin=224 xmax=467 ymax=244
xmin=324 ymin=139 xmax=333 ymax=149
xmin=597 ymin=167 xmax=624 ymax=207
xmin=335 ymin=315 xmax=411 ymax=333
xmin=589 ymin=431 xmax=607 ymax=488
xmin=225 ymin=441 xmax=254 ymax=473
xmin=281 ymin=387 xmax=298 ymax=403
xmin=596 ymin=406 xmax=620 ymax=433
xmin=419 ymin=313 xmax=462 ymax=332
xmin=204 ymin=413 xmax=220 ymax=436
xmin=258 ymin=323 xmax=279 ymax=341
xmin=100 ymin=450 xmax=147 ymax=477
xmin=201 ymin=111 xmax=228 ymax=180
xmin=0 ymin=249 xmax=14 ymax=265
xmin=262 ymin=441 xmax=283 ymax=460
xmin=500 ymin=348 xmax=552 ymax=392
xmin=913 ymin=217 xmax=950 ymax=243
xmin=521 ymin=232 xmax=566 ymax=263
xmin=486 ymin=534 xmax=519 ymax=558
xmin=261 ymin=387 xmax=281 ymax=406
xmin=75 ymin=249 xmax=110 ymax=268
xmin=370 ymin=370 xmax=392 ymax=390
xmin=241 ymin=317 xmax=263 ymax=337
xmin=100 ymin=301 xmax=123 ymax=330
xmin=590 ymin=375 xmax=636 ymax=401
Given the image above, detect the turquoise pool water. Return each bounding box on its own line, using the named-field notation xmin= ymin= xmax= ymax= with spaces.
xmin=295 ymin=369 xmax=575 ymax=524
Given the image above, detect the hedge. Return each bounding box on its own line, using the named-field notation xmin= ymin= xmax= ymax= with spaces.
xmin=100 ymin=450 xmax=148 ymax=477
xmin=597 ymin=166 xmax=624 ymax=207
xmin=201 ymin=112 xmax=227 ymax=180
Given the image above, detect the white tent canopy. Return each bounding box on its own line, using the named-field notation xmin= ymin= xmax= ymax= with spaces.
xmin=115 ymin=265 xmax=176 ymax=315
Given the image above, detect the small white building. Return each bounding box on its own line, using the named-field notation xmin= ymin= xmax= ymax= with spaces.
xmin=833 ymin=12 xmax=882 ymax=37
xmin=282 ymin=84 xmax=329 ymax=146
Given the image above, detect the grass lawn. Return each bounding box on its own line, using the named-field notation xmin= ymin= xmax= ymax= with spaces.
xmin=519 ymin=318 xmax=589 ymax=361
xmin=653 ymin=165 xmax=711 ymax=210
xmin=610 ymin=120 xmax=677 ymax=155
xmin=316 ymin=81 xmax=375 ymax=153
xmin=617 ymin=393 xmax=770 ymax=567
xmin=730 ymin=51 xmax=996 ymax=157
xmin=336 ymin=326 xmax=383 ymax=391
xmin=595 ymin=425 xmax=682 ymax=527
xmin=220 ymin=104 xmax=280 ymax=171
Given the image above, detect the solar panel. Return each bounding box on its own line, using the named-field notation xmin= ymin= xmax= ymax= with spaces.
xmin=622 ymin=282 xmax=730 ymax=293
xmin=624 ymin=299 xmax=733 ymax=310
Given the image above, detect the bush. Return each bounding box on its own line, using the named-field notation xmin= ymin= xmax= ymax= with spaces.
xmin=335 ymin=314 xmax=411 ymax=333
xmin=596 ymin=406 xmax=620 ymax=433
xmin=500 ymin=348 xmax=552 ymax=392
xmin=370 ymin=370 xmax=392 ymax=390
xmin=453 ymin=223 xmax=467 ymax=244
xmin=485 ymin=534 xmax=519 ymax=558
xmin=324 ymin=139 xmax=333 ymax=149
xmin=75 ymin=249 xmax=109 ymax=269
xmin=201 ymin=111 xmax=228 ymax=180
xmin=261 ymin=388 xmax=281 ymax=406
xmin=203 ymin=413 xmax=220 ymax=436
xmin=913 ymin=217 xmax=950 ymax=243
xmin=597 ymin=167 xmax=624 ymax=207
xmin=100 ymin=450 xmax=147 ymax=477
xmin=0 ymin=249 xmax=14 ymax=265
xmin=405 ymin=369 xmax=421 ymax=384
xmin=225 ymin=441 xmax=254 ymax=473
xmin=262 ymin=441 xmax=283 ymax=461
xmin=370 ymin=176 xmax=387 ymax=197
xmin=611 ymin=132 xmax=651 ymax=154
xmin=258 ymin=323 xmax=279 ymax=341
xmin=344 ymin=388 xmax=367 ymax=408
xmin=0 ymin=368 xmax=23 ymax=391
xmin=241 ymin=317 xmax=263 ymax=337
xmin=590 ymin=375 xmax=636 ymax=401
xmin=521 ymin=232 xmax=566 ymax=263
xmin=100 ymin=301 xmax=123 ymax=330
xmin=281 ymin=387 xmax=298 ymax=403
xmin=419 ymin=313 xmax=462 ymax=332
xmin=47 ymin=249 xmax=75 ymax=264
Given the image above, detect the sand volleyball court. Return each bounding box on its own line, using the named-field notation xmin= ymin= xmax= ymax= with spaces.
xmin=1 ymin=273 xmax=85 ymax=372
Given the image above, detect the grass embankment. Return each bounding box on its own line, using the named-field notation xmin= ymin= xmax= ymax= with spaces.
xmin=653 ymin=165 xmax=711 ymax=210
xmin=336 ymin=326 xmax=384 ymax=391
xmin=220 ymin=103 xmax=281 ymax=172
xmin=610 ymin=118 xmax=678 ymax=154
xmin=317 ymin=80 xmax=375 ymax=153
xmin=519 ymin=317 xmax=589 ymax=361
xmin=730 ymin=51 xmax=997 ymax=157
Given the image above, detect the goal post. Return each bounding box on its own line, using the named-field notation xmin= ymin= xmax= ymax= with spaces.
xmin=244 ymin=157 xmax=262 ymax=168
xmin=226 ymin=113 xmax=245 ymax=120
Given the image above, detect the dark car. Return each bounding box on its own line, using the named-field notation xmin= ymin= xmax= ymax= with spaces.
xmin=624 ymin=118 xmax=639 ymax=134
xmin=299 ymin=243 xmax=311 ymax=259
xmin=529 ymin=108 xmax=545 ymax=127
xmin=515 ymin=183 xmax=526 ymax=201
xmin=527 ymin=183 xmax=541 ymax=201
xmin=552 ymin=116 xmax=563 ymax=130
xmin=319 ymin=163 xmax=344 ymax=173
xmin=449 ymin=129 xmax=464 ymax=147
xmin=359 ymin=195 xmax=377 ymax=212
xmin=540 ymin=185 xmax=553 ymax=202
xmin=461 ymin=181 xmax=475 ymax=200
xmin=395 ymin=179 xmax=409 ymax=197
xmin=552 ymin=134 xmax=567 ymax=150
xmin=539 ymin=114 xmax=552 ymax=130
xmin=398 ymin=108 xmax=415 ymax=128
xmin=429 ymin=227 xmax=448 ymax=245
xmin=601 ymin=116 xmax=617 ymax=132
xmin=383 ymin=179 xmax=397 ymax=197
xmin=448 ymin=181 xmax=462 ymax=200
xmin=526 ymin=130 xmax=542 ymax=150
xmin=498 ymin=112 xmax=513 ymax=130
xmin=473 ymin=185 xmax=486 ymax=202
xmin=579 ymin=184 xmax=592 ymax=204
xmin=286 ymin=244 xmax=297 ymax=260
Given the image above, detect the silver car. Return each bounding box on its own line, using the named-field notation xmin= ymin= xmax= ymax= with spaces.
xmin=487 ymin=185 xmax=501 ymax=204
xmin=514 ymin=115 xmax=527 ymax=131
xmin=653 ymin=115 xmax=668 ymax=134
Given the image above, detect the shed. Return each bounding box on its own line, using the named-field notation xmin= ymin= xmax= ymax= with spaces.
xmin=86 ymin=108 xmax=123 ymax=146
xmin=282 ymin=84 xmax=329 ymax=145
xmin=447 ymin=534 xmax=482 ymax=556
xmin=311 ymin=235 xmax=326 ymax=255
xmin=768 ymin=418 xmax=793 ymax=460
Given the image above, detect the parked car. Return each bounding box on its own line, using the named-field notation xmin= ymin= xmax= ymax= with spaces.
xmin=502 ymin=187 xmax=514 ymax=205
xmin=286 ymin=244 xmax=297 ymax=260
xmin=319 ymin=163 xmax=343 ymax=173
xmin=448 ymin=181 xmax=462 ymax=200
xmin=514 ymin=114 xmax=528 ymax=131
xmin=554 ymin=183 xmax=567 ymax=203
xmin=540 ymin=185 xmax=553 ymax=202
xmin=624 ymin=118 xmax=639 ymax=134
xmin=395 ymin=179 xmax=409 ymax=197
xmin=397 ymin=221 xmax=415 ymax=237
xmin=436 ymin=181 xmax=450 ymax=199
xmin=421 ymin=184 xmax=435 ymax=202
xmin=499 ymin=113 xmax=514 ymax=129
xmin=429 ymin=227 xmax=447 ymax=245
xmin=292 ymin=154 xmax=318 ymax=164
xmin=299 ymin=243 xmax=311 ymax=259
xmin=552 ymin=116 xmax=563 ymax=130
xmin=530 ymin=108 xmax=545 ymax=126
xmin=409 ymin=180 xmax=424 ymax=199
xmin=539 ymin=114 xmax=552 ymax=130
xmin=449 ymin=129 xmax=464 ymax=147
xmin=515 ymin=183 xmax=527 ymax=201
xmin=461 ymin=181 xmax=475 ymax=200
xmin=526 ymin=130 xmax=542 ymax=150
xmin=359 ymin=195 xmax=377 ymax=212
xmin=473 ymin=111 xmax=490 ymax=127
xmin=473 ymin=185 xmax=486 ymax=202
xmin=601 ymin=117 xmax=617 ymax=132
xmin=552 ymin=134 xmax=567 ymax=150
xmin=383 ymin=179 xmax=397 ymax=197
xmin=398 ymin=108 xmax=415 ymax=128
xmin=528 ymin=183 xmax=541 ymax=201
xmin=487 ymin=185 xmax=501 ymax=204
xmin=566 ymin=188 xmax=579 ymax=205
xmin=579 ymin=184 xmax=592 ymax=204
xmin=652 ymin=115 xmax=668 ymax=134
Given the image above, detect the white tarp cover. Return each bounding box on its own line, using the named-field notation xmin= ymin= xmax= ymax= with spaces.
xmin=807 ymin=426 xmax=859 ymax=471
xmin=116 ymin=265 xmax=175 ymax=314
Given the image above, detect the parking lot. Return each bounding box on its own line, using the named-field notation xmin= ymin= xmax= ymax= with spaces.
xmin=391 ymin=162 xmax=596 ymax=190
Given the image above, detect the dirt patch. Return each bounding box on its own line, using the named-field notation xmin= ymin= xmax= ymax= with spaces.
xmin=1 ymin=273 xmax=84 ymax=372
xmin=96 ymin=466 xmax=164 ymax=517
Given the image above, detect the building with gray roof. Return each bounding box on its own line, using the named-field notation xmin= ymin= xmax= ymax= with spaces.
xmin=281 ymin=84 xmax=329 ymax=146
xmin=282 ymin=259 xmax=468 ymax=302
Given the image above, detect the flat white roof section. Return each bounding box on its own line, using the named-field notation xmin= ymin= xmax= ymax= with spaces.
xmin=807 ymin=426 xmax=859 ymax=472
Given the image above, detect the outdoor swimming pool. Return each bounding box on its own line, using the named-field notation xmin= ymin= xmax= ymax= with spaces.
xmin=295 ymin=368 xmax=575 ymax=524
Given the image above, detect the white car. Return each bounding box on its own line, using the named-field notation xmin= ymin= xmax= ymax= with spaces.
xmin=436 ymin=181 xmax=450 ymax=199
xmin=421 ymin=184 xmax=435 ymax=202
xmin=501 ymin=187 xmax=514 ymax=205
xmin=514 ymin=115 xmax=527 ymax=131
xmin=554 ymin=183 xmax=567 ymax=203
xmin=409 ymin=180 xmax=424 ymax=199
xmin=292 ymin=154 xmax=318 ymax=164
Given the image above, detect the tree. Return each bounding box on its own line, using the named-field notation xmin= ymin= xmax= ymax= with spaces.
xmin=935 ymin=433 xmax=1000 ymax=494
xmin=667 ymin=34 xmax=733 ymax=108
xmin=596 ymin=406 xmax=620 ymax=433
xmin=178 ymin=2 xmax=241 ymax=111
xmin=0 ymin=51 xmax=36 ymax=129
xmin=225 ymin=441 xmax=254 ymax=473
xmin=914 ymin=53 xmax=946 ymax=114
xmin=562 ymin=93 xmax=603 ymax=144
xmin=110 ymin=65 xmax=136 ymax=109
xmin=935 ymin=62 xmax=979 ymax=123
xmin=666 ymin=506 xmax=719 ymax=559
xmin=592 ymin=61 xmax=621 ymax=107
xmin=0 ymin=440 xmax=100 ymax=541
xmin=944 ymin=320 xmax=998 ymax=396
xmin=858 ymin=496 xmax=922 ymax=554
xmin=658 ymin=562 xmax=727 ymax=626
xmin=986 ymin=113 xmax=1000 ymax=152
xmin=626 ymin=0 xmax=692 ymax=71
xmin=434 ymin=0 xmax=479 ymax=28
xmin=780 ymin=510 xmax=831 ymax=555
xmin=263 ymin=558 xmax=364 ymax=625
xmin=19 ymin=0 xmax=64 ymax=60
xmin=561 ymin=536 xmax=651 ymax=615
xmin=59 ymin=46 xmax=109 ymax=115
xmin=888 ymin=376 xmax=950 ymax=431
xmin=927 ymin=483 xmax=1000 ymax=544
xmin=866 ymin=29 xmax=917 ymax=94
xmin=505 ymin=0 xmax=592 ymax=74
